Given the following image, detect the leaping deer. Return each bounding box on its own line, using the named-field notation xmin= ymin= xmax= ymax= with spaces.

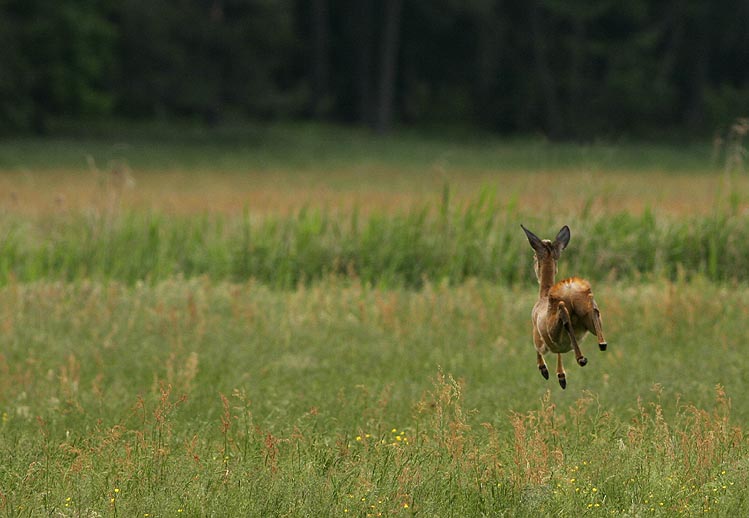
xmin=521 ymin=224 xmax=607 ymax=389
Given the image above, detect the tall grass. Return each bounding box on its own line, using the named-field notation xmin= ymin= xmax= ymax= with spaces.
xmin=2 ymin=193 xmax=749 ymax=287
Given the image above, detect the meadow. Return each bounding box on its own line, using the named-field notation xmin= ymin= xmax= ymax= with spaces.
xmin=1 ymin=122 xmax=749 ymax=517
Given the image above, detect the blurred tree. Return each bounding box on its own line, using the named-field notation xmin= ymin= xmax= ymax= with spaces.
xmin=528 ymin=0 xmax=564 ymax=137
xmin=354 ymin=0 xmax=375 ymax=125
xmin=701 ymin=0 xmax=749 ymax=130
xmin=0 ymin=0 xmax=115 ymax=132
xmin=472 ymin=1 xmax=505 ymax=129
xmin=374 ymin=0 xmax=403 ymax=133
xmin=399 ymin=0 xmax=495 ymax=126
xmin=220 ymin=0 xmax=298 ymax=118
xmin=309 ymin=0 xmax=331 ymax=117
xmin=0 ymin=0 xmax=32 ymax=130
xmin=113 ymin=0 xmax=296 ymax=122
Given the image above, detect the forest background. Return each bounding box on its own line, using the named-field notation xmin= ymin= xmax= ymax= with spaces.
xmin=2 ymin=0 xmax=749 ymax=138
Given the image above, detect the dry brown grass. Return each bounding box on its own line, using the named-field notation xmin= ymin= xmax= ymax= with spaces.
xmin=1 ymin=166 xmax=745 ymax=218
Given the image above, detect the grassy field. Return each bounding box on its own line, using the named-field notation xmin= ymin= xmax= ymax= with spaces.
xmin=2 ymin=279 xmax=748 ymax=516
xmin=1 ymin=121 xmax=746 ymax=217
xmin=1 ymin=123 xmax=749 ymax=516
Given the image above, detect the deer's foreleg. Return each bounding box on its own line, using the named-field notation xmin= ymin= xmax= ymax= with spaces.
xmin=557 ymin=301 xmax=587 ymax=367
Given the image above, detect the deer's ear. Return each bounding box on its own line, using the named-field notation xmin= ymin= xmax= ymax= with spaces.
xmin=521 ymin=224 xmax=544 ymax=252
xmin=554 ymin=225 xmax=571 ymax=251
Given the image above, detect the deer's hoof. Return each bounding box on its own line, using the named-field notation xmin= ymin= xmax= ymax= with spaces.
xmin=539 ymin=365 xmax=549 ymax=380
xmin=599 ymin=342 xmax=608 ymax=351
xmin=577 ymin=356 xmax=588 ymax=367
xmin=557 ymin=373 xmax=567 ymax=389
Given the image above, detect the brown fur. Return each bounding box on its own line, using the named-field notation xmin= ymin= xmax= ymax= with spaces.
xmin=521 ymin=225 xmax=607 ymax=388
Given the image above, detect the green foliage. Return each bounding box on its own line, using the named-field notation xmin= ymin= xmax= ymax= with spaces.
xmin=0 ymin=0 xmax=116 ymax=132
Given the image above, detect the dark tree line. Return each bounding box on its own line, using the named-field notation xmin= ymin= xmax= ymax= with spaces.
xmin=1 ymin=0 xmax=748 ymax=137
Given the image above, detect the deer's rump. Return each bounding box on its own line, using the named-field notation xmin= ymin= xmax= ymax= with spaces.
xmin=548 ymin=276 xmax=598 ymax=340
xmin=549 ymin=277 xmax=593 ymax=311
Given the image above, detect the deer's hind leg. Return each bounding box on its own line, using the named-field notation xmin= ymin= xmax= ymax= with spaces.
xmin=533 ymin=327 xmax=550 ymax=380
xmin=536 ymin=352 xmax=549 ymax=380
xmin=557 ymin=301 xmax=587 ymax=367
xmin=556 ymin=353 xmax=566 ymax=389
xmin=584 ymin=296 xmax=607 ymax=351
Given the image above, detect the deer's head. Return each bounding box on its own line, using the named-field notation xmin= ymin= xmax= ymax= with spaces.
xmin=521 ymin=224 xmax=570 ymax=283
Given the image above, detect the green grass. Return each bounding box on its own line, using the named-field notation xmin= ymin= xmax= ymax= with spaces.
xmin=1 ymin=278 xmax=748 ymax=516
xmin=2 ymin=202 xmax=749 ymax=287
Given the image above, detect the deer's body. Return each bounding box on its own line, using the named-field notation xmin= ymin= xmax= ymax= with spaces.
xmin=522 ymin=225 xmax=607 ymax=388
xmin=532 ymin=276 xmax=591 ymax=354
